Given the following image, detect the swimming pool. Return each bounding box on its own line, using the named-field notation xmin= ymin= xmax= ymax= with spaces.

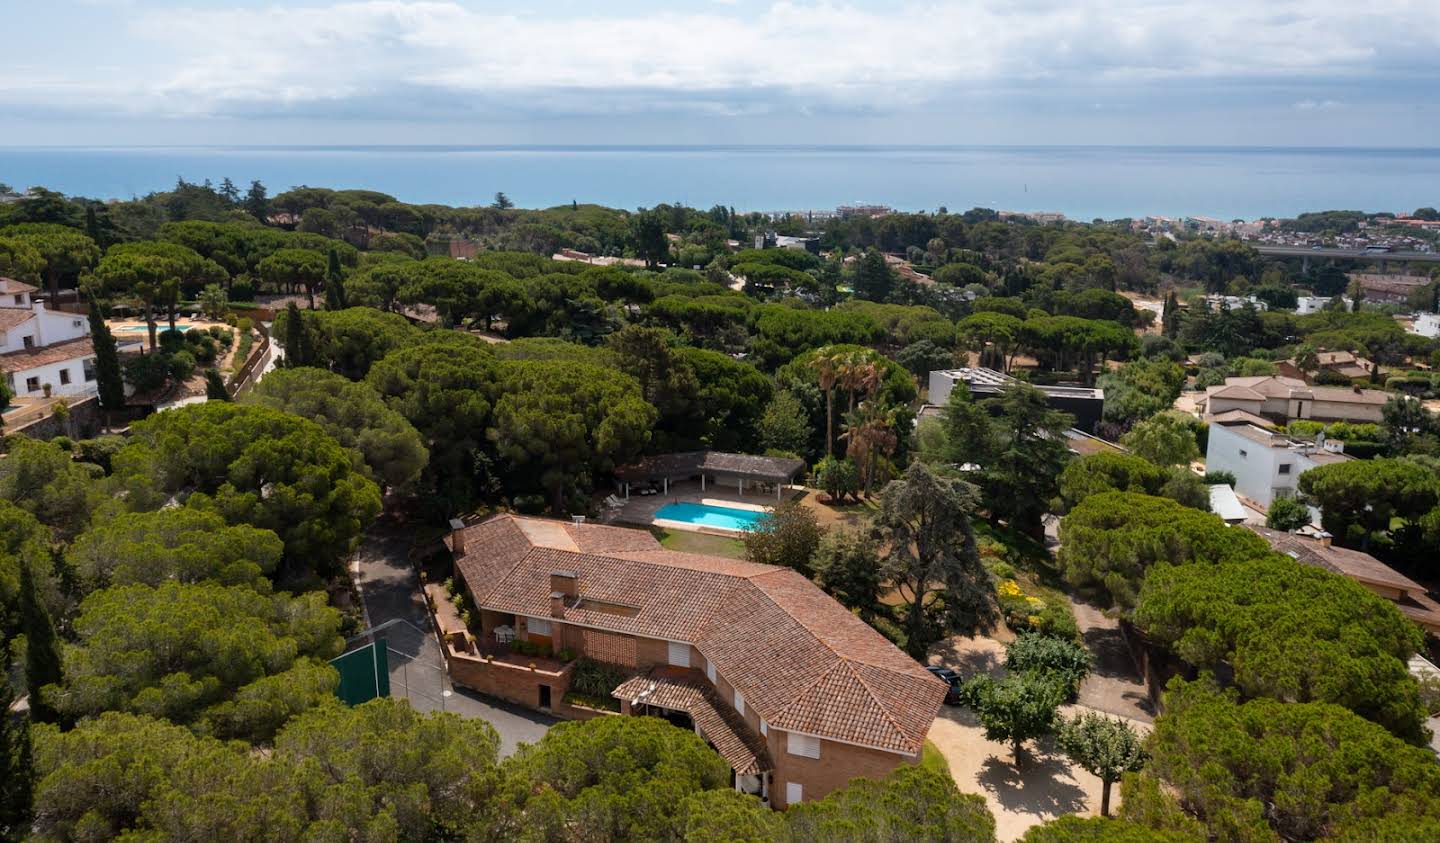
xmin=653 ymin=502 xmax=770 ymax=532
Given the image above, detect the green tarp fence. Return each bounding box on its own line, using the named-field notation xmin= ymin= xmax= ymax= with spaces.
xmin=331 ymin=641 xmax=390 ymax=706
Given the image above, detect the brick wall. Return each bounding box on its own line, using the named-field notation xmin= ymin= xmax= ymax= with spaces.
xmin=447 ymin=651 xmax=572 ymax=712
xmin=770 ymin=736 xmax=912 ymax=807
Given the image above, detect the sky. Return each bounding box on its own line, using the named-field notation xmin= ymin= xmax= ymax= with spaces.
xmin=2 ymin=0 xmax=1438 ymax=147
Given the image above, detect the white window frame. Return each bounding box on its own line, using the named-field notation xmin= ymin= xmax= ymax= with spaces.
xmin=526 ymin=617 xmax=551 ymax=636
xmin=787 ymin=732 xmax=821 ymax=759
xmin=705 ymin=660 xmax=716 ymax=682
xmin=734 ymin=689 xmax=745 ymax=716
xmin=786 ymin=782 xmax=803 ymax=804
xmin=667 ymin=641 xmax=690 ymax=668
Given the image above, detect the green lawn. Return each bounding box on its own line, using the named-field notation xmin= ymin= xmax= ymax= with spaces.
xmin=921 ymin=740 xmax=954 ymax=782
xmin=652 ymin=527 xmax=747 ymax=559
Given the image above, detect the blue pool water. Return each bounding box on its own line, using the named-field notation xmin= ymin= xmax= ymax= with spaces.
xmin=654 ymin=502 xmax=770 ymax=532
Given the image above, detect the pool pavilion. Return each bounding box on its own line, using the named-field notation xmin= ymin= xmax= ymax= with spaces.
xmin=614 ymin=451 xmax=806 ymax=502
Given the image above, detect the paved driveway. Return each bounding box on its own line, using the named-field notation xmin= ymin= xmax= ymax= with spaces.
xmin=352 ymin=512 xmax=556 ymax=756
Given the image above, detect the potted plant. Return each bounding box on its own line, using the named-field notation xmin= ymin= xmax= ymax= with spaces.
xmin=42 ymin=383 xmax=53 ymax=398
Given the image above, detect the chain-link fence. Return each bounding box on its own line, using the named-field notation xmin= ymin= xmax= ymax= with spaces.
xmin=342 ymin=619 xmax=451 ymax=713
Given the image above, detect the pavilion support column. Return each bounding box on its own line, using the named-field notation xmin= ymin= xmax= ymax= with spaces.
xmin=777 ymin=483 xmax=782 ymax=502
xmin=739 ymin=477 xmax=744 ymax=495
xmin=624 ymin=482 xmax=630 ymax=500
xmin=701 ymin=474 xmax=706 ymax=491
xmin=663 ymin=477 xmax=668 ymax=495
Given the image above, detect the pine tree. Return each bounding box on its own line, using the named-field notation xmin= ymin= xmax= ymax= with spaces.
xmin=324 ymin=248 xmax=346 ymax=310
xmin=219 ymin=177 xmax=240 ymax=205
xmin=86 ymin=301 xmax=126 ymax=415
xmin=19 ymin=562 xmax=62 ymax=725
xmin=244 ymin=180 xmax=269 ymax=222
xmin=204 ymin=369 xmax=230 ymax=401
xmin=0 ymin=644 xmax=33 ymax=841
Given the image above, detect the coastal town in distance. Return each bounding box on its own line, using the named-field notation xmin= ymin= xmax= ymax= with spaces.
xmin=5 ymin=0 xmax=1440 ymax=841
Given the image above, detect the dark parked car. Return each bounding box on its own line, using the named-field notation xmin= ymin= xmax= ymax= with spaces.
xmin=926 ymin=665 xmax=964 ymax=705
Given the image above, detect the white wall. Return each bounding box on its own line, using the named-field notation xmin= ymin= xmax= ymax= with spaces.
xmin=928 ymin=371 xmax=957 ymax=407
xmin=1206 ymin=424 xmax=1286 ymax=506
xmin=0 ymin=304 xmax=89 ymax=354
xmin=5 ymin=355 xmax=97 ymax=398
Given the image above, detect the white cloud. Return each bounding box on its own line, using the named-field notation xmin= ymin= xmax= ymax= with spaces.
xmin=1293 ymin=99 xmax=1343 ymax=110
xmin=5 ymin=0 xmax=1439 ymax=120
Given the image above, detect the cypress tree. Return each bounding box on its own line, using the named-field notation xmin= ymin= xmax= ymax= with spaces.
xmin=86 ymin=301 xmax=126 ymax=415
xmin=19 ymin=562 xmax=62 ymax=725
xmin=204 ymin=369 xmax=230 ymax=400
xmin=0 ymin=645 xmax=33 ymax=841
xmin=324 ymin=248 xmax=346 ymax=310
xmin=281 ymin=301 xmax=314 ymax=367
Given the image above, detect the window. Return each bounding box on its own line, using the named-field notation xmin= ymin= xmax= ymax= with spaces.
xmin=83 ymin=358 xmax=97 ymax=381
xmin=12 ymin=294 xmax=22 ymax=305
xmin=785 ymin=782 xmax=803 ymax=804
xmin=72 ymin=320 xmax=82 ymax=328
xmin=787 ymin=732 xmax=821 ymax=759
xmin=1238 ymin=449 xmax=1248 ymax=458
xmin=734 ymin=689 xmax=745 ymax=716
xmin=667 ymin=641 xmax=690 ymax=668
xmin=22 ymin=336 xmax=34 ymax=349
xmin=760 ymin=719 xmax=768 ymax=737
xmin=527 ymin=618 xmax=551 ymax=636
xmin=25 ymin=377 xmax=39 ymax=393
xmin=705 ymin=660 xmax=716 ymax=683
xmin=58 ymin=369 xmax=71 ymax=385
xmin=1278 ymin=463 xmax=1292 ymax=475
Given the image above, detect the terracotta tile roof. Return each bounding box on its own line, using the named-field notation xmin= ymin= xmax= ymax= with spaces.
xmin=1206 ymin=376 xmax=1390 ymax=407
xmin=0 ymin=335 xmax=94 ymax=374
xmin=453 ymin=514 xmax=946 ymax=755
xmin=1246 ymin=525 xmax=1440 ymax=632
xmin=614 ymin=668 xmax=773 ymax=775
xmin=1206 ymin=409 xmax=1277 ymax=428
xmin=1245 ymin=525 xmax=1423 ymax=594
xmin=0 ymin=308 xmax=33 ymax=332
xmin=0 ymin=277 xmax=38 ymax=295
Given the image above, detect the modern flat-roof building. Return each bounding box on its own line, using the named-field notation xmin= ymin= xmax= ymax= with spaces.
xmin=927 ymin=367 xmax=1105 ymax=433
xmin=1246 ymin=525 xmax=1440 ymax=636
xmin=1205 ymin=417 xmax=1351 ymax=507
xmin=441 ymin=515 xmax=946 ymax=809
xmin=1197 ymin=375 xmax=1390 ymax=424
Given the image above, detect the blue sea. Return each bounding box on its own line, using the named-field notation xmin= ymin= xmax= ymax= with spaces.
xmin=2 ymin=145 xmax=1437 ymax=221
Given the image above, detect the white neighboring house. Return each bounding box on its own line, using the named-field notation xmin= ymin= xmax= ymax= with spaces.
xmin=1411 ymin=313 xmax=1440 ymax=340
xmin=0 ymin=277 xmax=125 ymax=399
xmin=1295 ymin=296 xmax=1337 ymax=315
xmin=1205 ymin=417 xmax=1351 ymax=508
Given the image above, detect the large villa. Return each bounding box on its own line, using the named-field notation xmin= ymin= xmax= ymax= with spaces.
xmin=437 ymin=513 xmax=947 ymax=809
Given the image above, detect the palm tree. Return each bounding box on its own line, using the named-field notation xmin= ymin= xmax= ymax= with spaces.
xmin=842 ymin=401 xmax=900 ymax=497
xmin=811 ymin=347 xmax=840 ymax=457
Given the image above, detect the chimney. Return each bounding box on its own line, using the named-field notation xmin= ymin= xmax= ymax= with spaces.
xmin=1317 ymin=531 xmax=1333 ymax=548
xmin=448 ymin=517 xmax=467 ymax=556
xmin=550 ymin=591 xmax=566 ymax=619
xmin=550 ymin=569 xmax=578 ymax=598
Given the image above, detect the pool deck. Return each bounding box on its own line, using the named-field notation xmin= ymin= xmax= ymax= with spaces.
xmin=610 ymin=481 xmax=800 ymax=537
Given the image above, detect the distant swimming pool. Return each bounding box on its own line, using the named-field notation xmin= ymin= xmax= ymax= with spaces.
xmin=653 ymin=502 xmax=770 ymax=532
